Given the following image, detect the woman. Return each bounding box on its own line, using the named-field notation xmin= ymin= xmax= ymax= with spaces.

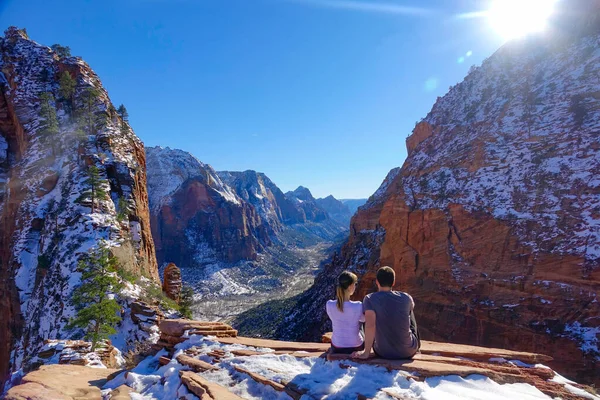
xmin=326 ymin=270 xmax=365 ymax=354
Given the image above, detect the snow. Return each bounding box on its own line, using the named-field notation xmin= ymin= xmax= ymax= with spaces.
xmin=102 ymin=335 xmax=598 ymax=400
xmin=145 ymin=146 xmax=241 ymax=212
xmin=563 ymin=322 xmax=600 ymax=359
xmin=0 ymin=28 xmax=166 ymax=380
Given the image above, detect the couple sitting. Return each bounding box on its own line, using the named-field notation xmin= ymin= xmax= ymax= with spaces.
xmin=325 ymin=266 xmax=421 ymax=360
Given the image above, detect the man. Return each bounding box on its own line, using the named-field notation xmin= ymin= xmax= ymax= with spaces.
xmin=352 ymin=266 xmax=420 ymax=360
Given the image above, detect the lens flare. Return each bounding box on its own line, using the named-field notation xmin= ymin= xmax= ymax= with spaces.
xmin=488 ymin=0 xmax=557 ymax=41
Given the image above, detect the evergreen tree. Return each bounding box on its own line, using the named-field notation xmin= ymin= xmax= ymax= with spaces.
xmin=117 ymin=104 xmax=129 ymax=121
xmin=38 ymin=92 xmax=59 ymax=153
xmin=116 ymin=196 xmax=128 ymax=222
xmin=58 ymin=71 xmax=76 ymax=113
xmin=179 ymin=285 xmax=195 ymax=319
xmin=569 ymin=94 xmax=587 ymax=128
xmin=51 ymin=44 xmax=71 ymax=58
xmin=84 ymin=165 xmax=108 ymax=213
xmin=69 ymin=245 xmax=122 ymax=351
xmin=78 ymin=88 xmax=100 ymax=135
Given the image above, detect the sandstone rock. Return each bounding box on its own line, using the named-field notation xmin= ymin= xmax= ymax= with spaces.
xmin=405 ymin=120 xmax=434 ymax=156
xmin=4 ymin=382 xmax=70 ymax=400
xmin=180 ymin=371 xmax=244 ymax=400
xmin=159 ymin=319 xmax=232 ymax=337
xmin=162 ymin=263 xmax=182 ymax=302
xmin=5 ymin=364 xmax=119 ymax=400
xmin=109 ymin=384 xmax=135 ymax=400
xmin=176 ymin=354 xmax=218 ymax=372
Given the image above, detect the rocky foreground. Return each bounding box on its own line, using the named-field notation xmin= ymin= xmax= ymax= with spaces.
xmin=6 ymin=319 xmax=599 ymax=400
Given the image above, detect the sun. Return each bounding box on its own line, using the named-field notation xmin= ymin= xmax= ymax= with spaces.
xmin=488 ymin=0 xmax=558 ymax=41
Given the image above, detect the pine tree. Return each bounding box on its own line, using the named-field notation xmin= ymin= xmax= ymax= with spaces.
xmin=84 ymin=165 xmax=108 ymax=213
xmin=117 ymin=104 xmax=129 ymax=122
xmin=179 ymin=285 xmax=195 ymax=319
xmin=569 ymin=94 xmax=587 ymax=128
xmin=51 ymin=44 xmax=71 ymax=58
xmin=58 ymin=71 xmax=76 ymax=113
xmin=78 ymin=88 xmax=101 ymax=136
xmin=38 ymin=92 xmax=59 ymax=154
xmin=116 ymin=196 xmax=128 ymax=222
xmin=69 ymin=245 xmax=122 ymax=351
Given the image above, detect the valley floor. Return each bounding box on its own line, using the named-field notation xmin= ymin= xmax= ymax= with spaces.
xmin=188 ymin=242 xmax=331 ymax=322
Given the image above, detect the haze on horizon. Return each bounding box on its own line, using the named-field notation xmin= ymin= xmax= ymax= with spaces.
xmin=0 ymin=0 xmax=543 ymax=199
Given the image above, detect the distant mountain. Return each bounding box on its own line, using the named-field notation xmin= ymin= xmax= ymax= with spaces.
xmin=339 ymin=198 xmax=367 ymax=214
xmin=315 ymin=195 xmax=353 ymax=227
xmin=145 ymin=148 xmax=349 ymax=318
xmin=146 ymin=147 xmax=269 ymax=267
xmin=285 ymin=186 xmax=328 ymax=223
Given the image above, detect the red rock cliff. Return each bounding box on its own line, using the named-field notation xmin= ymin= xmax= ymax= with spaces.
xmin=350 ymin=17 xmax=600 ymax=384
xmin=277 ymin=5 xmax=600 ymax=386
xmin=0 ymin=27 xmax=159 ymax=391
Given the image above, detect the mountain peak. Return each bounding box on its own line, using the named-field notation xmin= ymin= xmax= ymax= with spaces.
xmin=290 ymin=186 xmax=314 ymax=201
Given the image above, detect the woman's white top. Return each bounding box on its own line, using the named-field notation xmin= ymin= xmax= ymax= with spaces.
xmin=326 ymin=300 xmax=365 ymax=348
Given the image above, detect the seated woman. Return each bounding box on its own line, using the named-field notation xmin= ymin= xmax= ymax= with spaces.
xmin=326 ymin=271 xmax=365 ymax=354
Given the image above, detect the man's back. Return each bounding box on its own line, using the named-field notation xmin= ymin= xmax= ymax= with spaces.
xmin=363 ymin=291 xmax=418 ymax=359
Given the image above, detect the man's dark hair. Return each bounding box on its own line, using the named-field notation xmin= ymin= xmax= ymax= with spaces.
xmin=376 ymin=266 xmax=395 ymax=288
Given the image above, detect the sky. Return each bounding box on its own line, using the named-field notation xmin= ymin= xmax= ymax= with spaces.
xmin=0 ymin=0 xmax=506 ymax=198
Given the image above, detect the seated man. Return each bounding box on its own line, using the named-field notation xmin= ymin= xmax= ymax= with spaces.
xmin=352 ymin=266 xmax=420 ymax=360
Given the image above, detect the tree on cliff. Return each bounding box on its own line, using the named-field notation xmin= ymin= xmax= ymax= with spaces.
xmin=69 ymin=245 xmax=123 ymax=351
xmin=117 ymin=104 xmax=129 ymax=121
xmin=179 ymin=285 xmax=195 ymax=319
xmin=569 ymin=94 xmax=588 ymax=128
xmin=51 ymin=44 xmax=71 ymax=58
xmin=83 ymin=165 xmax=108 ymax=213
xmin=38 ymin=92 xmax=59 ymax=154
xmin=58 ymin=71 xmax=76 ymax=113
xmin=77 ymin=87 xmax=103 ymax=136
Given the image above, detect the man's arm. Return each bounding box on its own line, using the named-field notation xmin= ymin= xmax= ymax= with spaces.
xmin=353 ymin=310 xmax=375 ymax=359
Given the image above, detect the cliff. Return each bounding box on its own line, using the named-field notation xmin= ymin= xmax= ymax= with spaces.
xmin=0 ymin=27 xmax=159 ymax=391
xmin=256 ymin=2 xmax=600 ymax=385
xmin=146 ymin=146 xmax=269 ymax=266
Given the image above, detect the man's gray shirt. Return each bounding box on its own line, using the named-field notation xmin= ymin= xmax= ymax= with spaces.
xmin=363 ymin=291 xmax=418 ymax=359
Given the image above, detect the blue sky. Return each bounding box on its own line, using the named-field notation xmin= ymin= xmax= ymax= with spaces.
xmin=0 ymin=0 xmax=504 ymax=198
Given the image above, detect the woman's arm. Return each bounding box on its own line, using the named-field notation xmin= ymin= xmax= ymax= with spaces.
xmin=353 ymin=310 xmax=375 ymax=359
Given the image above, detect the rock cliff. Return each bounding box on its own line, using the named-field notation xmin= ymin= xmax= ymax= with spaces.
xmin=264 ymin=2 xmax=600 ymax=385
xmin=146 ymin=146 xmax=269 ymax=266
xmin=0 ymin=28 xmax=159 ymax=391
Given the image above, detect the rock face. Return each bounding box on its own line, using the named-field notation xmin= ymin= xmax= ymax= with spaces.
xmin=162 ymin=263 xmax=182 ymax=302
xmin=0 ymin=28 xmax=159 ymax=391
xmin=4 ymin=364 xmax=119 ymax=400
xmin=146 ymin=146 xmax=271 ymax=267
xmin=274 ymin=3 xmax=600 ymax=386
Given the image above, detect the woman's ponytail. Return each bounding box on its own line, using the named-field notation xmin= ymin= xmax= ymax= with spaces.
xmin=336 ymin=285 xmax=346 ymax=312
xmin=335 ymin=270 xmax=358 ymax=312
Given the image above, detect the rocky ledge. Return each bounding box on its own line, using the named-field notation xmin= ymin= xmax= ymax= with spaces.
xmin=6 ymin=319 xmax=598 ymax=400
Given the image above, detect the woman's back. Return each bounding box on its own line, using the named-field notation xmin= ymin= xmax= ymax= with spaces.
xmin=326 ymin=300 xmax=364 ymax=348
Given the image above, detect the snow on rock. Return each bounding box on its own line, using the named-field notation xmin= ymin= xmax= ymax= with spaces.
xmin=0 ymin=27 xmax=159 ymax=392
xmin=102 ymin=334 xmax=600 ymax=400
xmin=272 ymin=3 xmax=600 ymax=387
